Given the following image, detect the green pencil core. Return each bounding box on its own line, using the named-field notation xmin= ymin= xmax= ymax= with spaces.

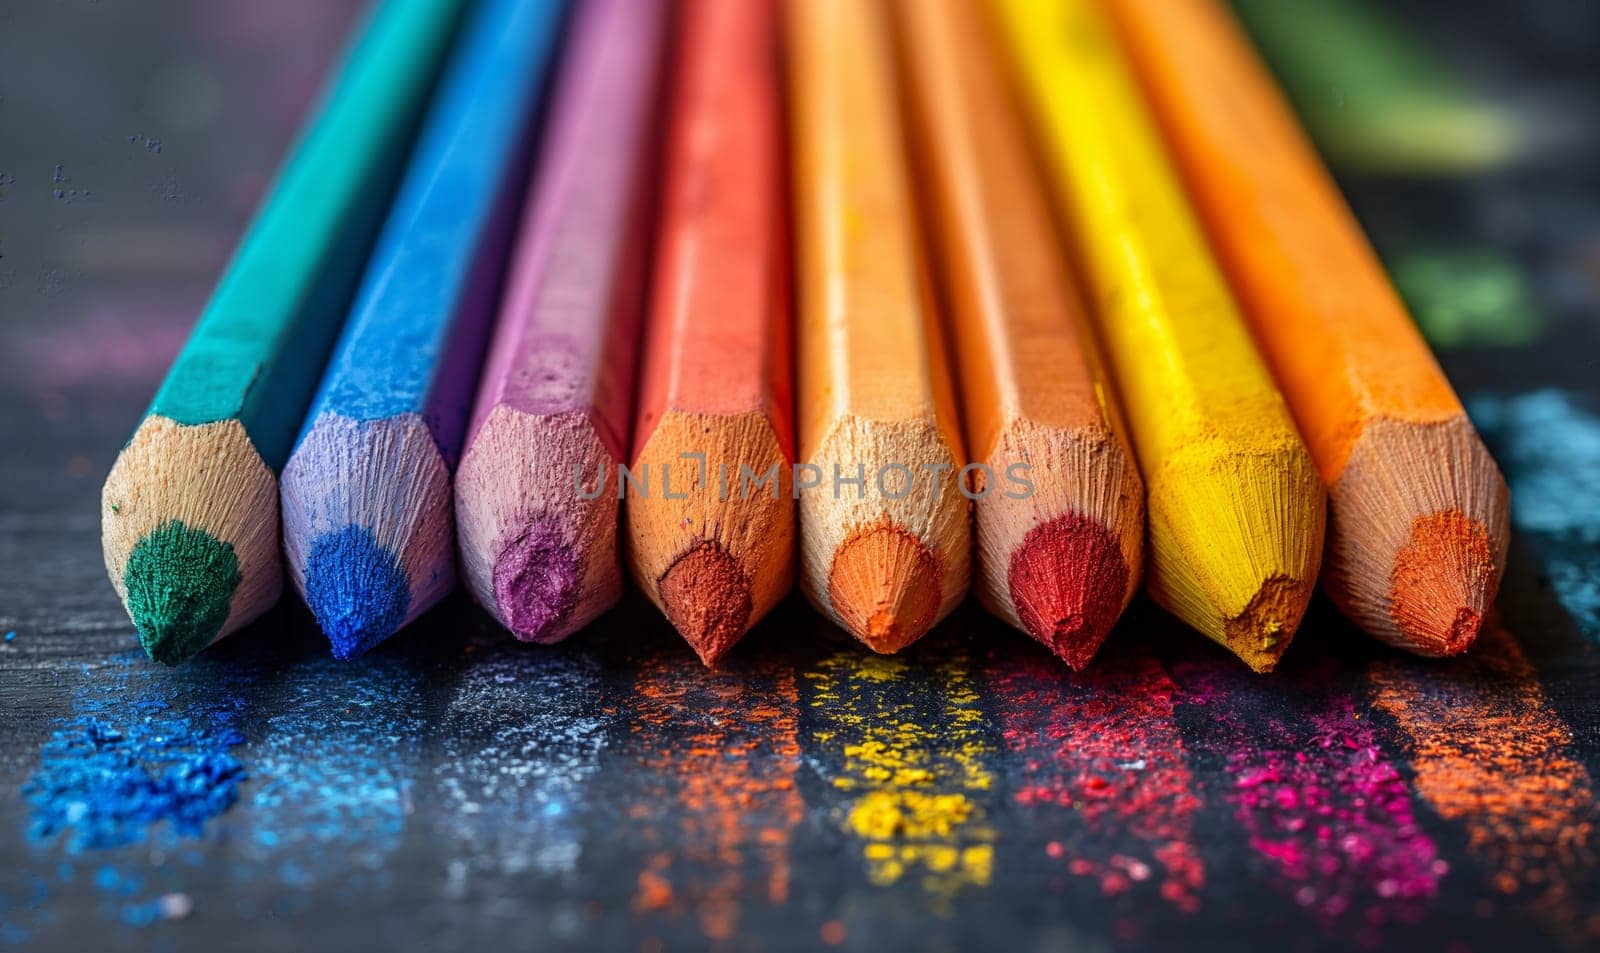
xmin=124 ymin=520 xmax=240 ymax=665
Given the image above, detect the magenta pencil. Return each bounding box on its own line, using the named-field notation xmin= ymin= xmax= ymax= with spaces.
xmin=455 ymin=0 xmax=667 ymax=642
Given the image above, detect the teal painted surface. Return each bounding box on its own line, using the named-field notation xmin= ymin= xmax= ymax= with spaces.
xmin=147 ymin=0 xmax=470 ymax=471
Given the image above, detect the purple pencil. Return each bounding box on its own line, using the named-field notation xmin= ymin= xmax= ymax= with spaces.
xmin=455 ymin=0 xmax=667 ymax=642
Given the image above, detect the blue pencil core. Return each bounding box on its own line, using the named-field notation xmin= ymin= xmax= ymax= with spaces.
xmin=304 ymin=525 xmax=411 ymax=659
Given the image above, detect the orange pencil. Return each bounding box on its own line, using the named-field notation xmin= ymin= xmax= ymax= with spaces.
xmin=626 ymin=0 xmax=795 ymax=666
xmin=892 ymin=0 xmax=1142 ymax=668
xmin=1108 ymin=0 xmax=1508 ymax=655
xmin=785 ymin=0 xmax=971 ymax=652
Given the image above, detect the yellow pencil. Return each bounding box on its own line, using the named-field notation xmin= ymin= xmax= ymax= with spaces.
xmin=991 ymin=0 xmax=1326 ymax=671
xmin=1106 ymin=0 xmax=1508 ymax=656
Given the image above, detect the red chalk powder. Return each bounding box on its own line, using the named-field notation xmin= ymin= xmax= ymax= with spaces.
xmin=993 ymin=654 xmax=1204 ymax=913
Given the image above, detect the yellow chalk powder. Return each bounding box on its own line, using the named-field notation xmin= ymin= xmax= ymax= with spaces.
xmin=806 ymin=653 xmax=995 ymax=901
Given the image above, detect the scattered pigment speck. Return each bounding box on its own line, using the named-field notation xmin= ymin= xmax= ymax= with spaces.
xmin=11 ymin=653 xmax=251 ymax=935
xmin=804 ymin=652 xmax=996 ymax=907
xmin=627 ymin=652 xmax=803 ymax=940
xmin=23 ymin=657 xmax=246 ymax=853
xmin=992 ymin=653 xmax=1205 ymax=915
xmin=434 ymin=649 xmax=609 ymax=895
xmin=1369 ymin=624 xmax=1596 ymax=937
xmin=125 ymin=134 xmax=164 ymax=154
xmin=1175 ymin=661 xmax=1443 ymax=938
xmin=238 ymin=656 xmax=424 ymax=894
xmin=1468 ymin=391 xmax=1600 ymax=539
xmin=48 ymin=163 xmax=90 ymax=203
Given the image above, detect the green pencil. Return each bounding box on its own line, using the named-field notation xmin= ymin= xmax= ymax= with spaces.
xmin=101 ymin=0 xmax=468 ymax=664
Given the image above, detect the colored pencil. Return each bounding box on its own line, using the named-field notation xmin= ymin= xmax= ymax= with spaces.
xmin=1108 ymin=0 xmax=1509 ymax=655
xmin=280 ymin=0 xmax=566 ymax=659
xmin=100 ymin=0 xmax=466 ymax=665
xmin=625 ymin=0 xmax=794 ymax=666
xmin=892 ymin=0 xmax=1143 ymax=669
xmin=992 ymin=0 xmax=1325 ymax=672
xmin=455 ymin=0 xmax=666 ymax=643
xmin=785 ymin=0 xmax=971 ymax=653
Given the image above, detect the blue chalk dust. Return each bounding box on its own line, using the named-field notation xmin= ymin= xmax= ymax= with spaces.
xmin=238 ymin=656 xmax=426 ymax=899
xmin=1469 ymin=389 xmax=1600 ymax=640
xmin=305 ymin=524 xmax=411 ymax=659
xmin=21 ymin=655 xmax=246 ymax=857
xmin=1468 ymin=390 xmax=1600 ymax=539
xmin=12 ymin=656 xmax=251 ymax=937
xmin=24 ymin=702 xmax=246 ymax=853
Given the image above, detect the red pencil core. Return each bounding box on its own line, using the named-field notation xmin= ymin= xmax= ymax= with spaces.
xmin=1007 ymin=512 xmax=1129 ymax=670
xmin=659 ymin=540 xmax=753 ymax=667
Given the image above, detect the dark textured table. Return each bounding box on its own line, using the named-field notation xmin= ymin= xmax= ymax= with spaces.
xmin=2 ymin=1 xmax=1598 ymax=951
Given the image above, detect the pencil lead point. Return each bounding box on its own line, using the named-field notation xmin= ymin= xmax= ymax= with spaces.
xmin=1008 ymin=513 xmax=1130 ymax=670
xmin=494 ymin=517 xmax=580 ymax=643
xmin=659 ymin=541 xmax=752 ymax=667
xmin=124 ymin=520 xmax=239 ymax=665
xmin=1388 ymin=510 xmax=1495 ymax=656
xmin=827 ymin=523 xmax=941 ymax=653
xmin=304 ymin=525 xmax=410 ymax=659
xmin=1223 ymin=575 xmax=1307 ymax=674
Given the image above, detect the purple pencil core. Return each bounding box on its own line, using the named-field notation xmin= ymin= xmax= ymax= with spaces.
xmin=493 ymin=519 xmax=581 ymax=642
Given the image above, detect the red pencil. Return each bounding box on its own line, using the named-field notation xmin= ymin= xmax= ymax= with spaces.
xmin=893 ymin=0 xmax=1143 ymax=666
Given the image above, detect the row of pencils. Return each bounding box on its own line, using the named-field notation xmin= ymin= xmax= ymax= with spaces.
xmin=101 ymin=0 xmax=1510 ymax=672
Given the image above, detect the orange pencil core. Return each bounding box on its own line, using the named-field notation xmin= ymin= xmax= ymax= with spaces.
xmin=827 ymin=522 xmax=942 ymax=654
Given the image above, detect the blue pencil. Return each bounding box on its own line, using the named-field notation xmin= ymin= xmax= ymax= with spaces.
xmin=281 ymin=0 xmax=567 ymax=658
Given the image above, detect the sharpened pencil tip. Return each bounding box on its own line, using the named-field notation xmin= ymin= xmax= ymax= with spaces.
xmin=493 ymin=518 xmax=580 ymax=643
xmin=123 ymin=520 xmax=240 ymax=665
xmin=659 ymin=541 xmax=753 ymax=667
xmin=1388 ymin=510 xmax=1495 ymax=656
xmin=1222 ymin=574 xmax=1308 ymax=674
xmin=1008 ymin=512 xmax=1130 ymax=669
xmin=304 ymin=525 xmax=410 ymax=660
xmin=827 ymin=523 xmax=941 ymax=653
